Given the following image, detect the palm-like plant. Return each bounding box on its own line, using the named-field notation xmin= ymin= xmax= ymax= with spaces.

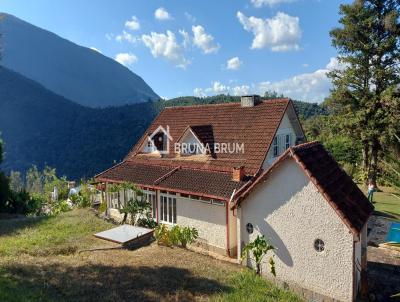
xmin=241 ymin=235 xmax=276 ymax=276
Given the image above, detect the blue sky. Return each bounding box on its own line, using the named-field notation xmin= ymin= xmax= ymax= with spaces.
xmin=0 ymin=0 xmax=351 ymax=102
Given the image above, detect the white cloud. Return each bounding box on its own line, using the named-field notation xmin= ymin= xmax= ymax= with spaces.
xmin=192 ymin=58 xmax=340 ymax=102
xmin=232 ymin=85 xmax=250 ymax=96
xmin=115 ymin=53 xmax=138 ymax=66
xmin=184 ymin=12 xmax=196 ymax=23
xmin=90 ymin=47 xmax=102 ymax=53
xmin=251 ymin=0 xmax=297 ymax=7
xmin=115 ymin=30 xmax=139 ymax=43
xmin=226 ymin=57 xmax=242 ymax=70
xmin=105 ymin=33 xmax=114 ymax=40
xmin=302 ymin=63 xmax=309 ymax=68
xmin=194 ymin=82 xmax=250 ymax=97
xmin=155 ymin=7 xmax=172 ymax=20
xmin=258 ymin=69 xmax=330 ymax=102
xmin=237 ymin=11 xmax=301 ymax=51
xmin=125 ymin=16 xmax=140 ymax=31
xmin=192 ymin=25 xmax=220 ymax=54
xmin=179 ymin=29 xmax=191 ymax=48
xmin=326 ymin=57 xmax=347 ymax=71
xmin=142 ymin=31 xmax=190 ymax=69
xmin=194 ymin=88 xmax=206 ymax=97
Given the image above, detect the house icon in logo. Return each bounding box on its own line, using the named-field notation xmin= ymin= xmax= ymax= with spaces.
xmin=147 ymin=125 xmax=173 ymax=155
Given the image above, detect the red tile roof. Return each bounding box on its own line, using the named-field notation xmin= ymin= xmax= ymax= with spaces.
xmin=95 ymin=161 xmax=245 ymax=200
xmin=125 ymin=99 xmax=292 ymax=175
xmin=95 ymin=99 xmax=297 ymax=201
xmin=233 ymin=141 xmax=374 ymax=235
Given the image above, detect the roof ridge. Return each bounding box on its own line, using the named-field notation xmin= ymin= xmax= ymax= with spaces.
xmin=291 ymin=140 xmax=320 ymax=151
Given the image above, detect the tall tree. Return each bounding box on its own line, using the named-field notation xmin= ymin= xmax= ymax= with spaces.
xmin=328 ymin=0 xmax=400 ymax=185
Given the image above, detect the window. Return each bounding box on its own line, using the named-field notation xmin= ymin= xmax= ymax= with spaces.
xmin=285 ymin=134 xmax=291 ymax=149
xmin=246 ymin=223 xmax=254 ymax=234
xmin=211 ymin=200 xmax=224 ymax=206
xmin=160 ymin=195 xmax=177 ymax=224
xmin=314 ymin=239 xmax=325 ymax=252
xmin=144 ymin=192 xmax=157 ymax=218
xmin=273 ymin=136 xmax=279 ymax=157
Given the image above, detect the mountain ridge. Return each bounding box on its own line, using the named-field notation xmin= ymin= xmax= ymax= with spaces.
xmin=0 ymin=66 xmax=326 ymax=179
xmin=0 ymin=12 xmax=159 ymax=107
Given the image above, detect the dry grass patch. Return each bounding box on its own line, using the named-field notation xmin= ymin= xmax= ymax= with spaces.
xmin=0 ymin=209 xmax=302 ymax=301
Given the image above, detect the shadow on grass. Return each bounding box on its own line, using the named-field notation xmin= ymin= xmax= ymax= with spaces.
xmin=0 ymin=215 xmax=49 ymax=237
xmin=373 ymin=210 xmax=399 ymax=220
xmin=0 ymin=263 xmax=231 ymax=302
xmin=367 ymin=261 xmax=400 ymax=301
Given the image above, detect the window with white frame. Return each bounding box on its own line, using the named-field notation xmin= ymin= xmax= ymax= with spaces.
xmin=160 ymin=195 xmax=177 ymax=224
xmin=273 ymin=136 xmax=279 ymax=157
xmin=285 ymin=134 xmax=291 ymax=149
xmin=272 ymin=133 xmax=293 ymax=158
xmin=143 ymin=191 xmax=157 ymax=218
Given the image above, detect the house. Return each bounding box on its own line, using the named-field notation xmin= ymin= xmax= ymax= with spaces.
xmin=94 ymin=95 xmax=373 ymax=302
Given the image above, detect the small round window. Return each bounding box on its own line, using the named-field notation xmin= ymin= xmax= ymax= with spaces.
xmin=246 ymin=223 xmax=254 ymax=234
xmin=314 ymin=239 xmax=325 ymax=252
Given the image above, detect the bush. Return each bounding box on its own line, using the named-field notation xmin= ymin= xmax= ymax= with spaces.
xmin=98 ymin=201 xmax=107 ymax=213
xmin=154 ymin=224 xmax=172 ymax=246
xmin=154 ymin=224 xmax=199 ymax=248
xmin=176 ymin=226 xmax=199 ymax=248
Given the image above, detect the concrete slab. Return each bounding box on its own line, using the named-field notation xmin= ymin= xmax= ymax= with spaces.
xmin=94 ymin=224 xmax=154 ymax=244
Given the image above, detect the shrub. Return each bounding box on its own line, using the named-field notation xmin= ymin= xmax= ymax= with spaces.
xmin=242 ymin=235 xmax=276 ymax=276
xmin=154 ymin=224 xmax=199 ymax=248
xmin=98 ymin=201 xmax=107 ymax=213
xmin=176 ymin=226 xmax=199 ymax=248
xmin=154 ymin=224 xmax=172 ymax=246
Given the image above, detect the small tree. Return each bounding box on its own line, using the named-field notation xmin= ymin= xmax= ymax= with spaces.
xmin=108 ymin=182 xmax=154 ymax=226
xmin=241 ymin=235 xmax=276 ymax=276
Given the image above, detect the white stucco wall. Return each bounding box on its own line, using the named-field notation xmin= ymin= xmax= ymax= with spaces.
xmin=263 ymin=113 xmax=297 ymax=168
xmin=176 ymin=196 xmax=227 ymax=250
xmin=240 ymin=159 xmax=354 ymax=302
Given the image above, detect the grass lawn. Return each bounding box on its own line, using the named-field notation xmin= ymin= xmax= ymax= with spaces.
xmin=359 ymin=185 xmax=400 ymax=220
xmin=0 ymin=209 xmax=302 ymax=302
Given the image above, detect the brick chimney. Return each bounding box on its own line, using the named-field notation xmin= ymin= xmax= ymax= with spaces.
xmin=232 ymin=166 xmax=245 ymax=182
xmin=241 ymin=95 xmax=261 ymax=107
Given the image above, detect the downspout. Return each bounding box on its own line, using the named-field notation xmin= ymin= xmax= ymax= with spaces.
xmin=352 ymin=239 xmax=356 ymax=301
xmin=226 ymin=189 xmax=236 ymax=257
xmin=226 ymin=202 xmax=230 ymax=257
xmin=156 ymin=190 xmax=159 ymax=224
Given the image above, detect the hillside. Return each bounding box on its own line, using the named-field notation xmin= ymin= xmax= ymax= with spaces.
xmin=0 ymin=68 xmax=326 ymax=179
xmin=0 ymin=67 xmax=157 ymax=179
xmin=0 ymin=13 xmax=159 ymax=107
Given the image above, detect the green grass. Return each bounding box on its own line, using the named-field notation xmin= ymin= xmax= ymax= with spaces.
xmin=359 ymin=185 xmax=400 ymax=220
xmin=0 ymin=209 xmax=113 ymax=256
xmin=213 ymin=270 xmax=302 ymax=302
xmin=0 ymin=209 xmax=302 ymax=301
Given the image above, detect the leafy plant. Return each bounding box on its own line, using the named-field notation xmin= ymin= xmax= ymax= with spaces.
xmin=98 ymin=201 xmax=107 ymax=213
xmin=154 ymin=224 xmax=199 ymax=248
xmin=241 ymin=235 xmax=276 ymax=276
xmin=177 ymin=226 xmax=199 ymax=248
xmin=154 ymin=224 xmax=172 ymax=246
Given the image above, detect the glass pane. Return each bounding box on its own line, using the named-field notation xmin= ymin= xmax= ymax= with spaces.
xmin=160 ymin=196 xmax=164 ymax=220
xmin=173 ymin=198 xmax=177 ymax=223
xmin=168 ymin=197 xmax=172 ymax=223
xmin=163 ymin=197 xmax=168 ymax=221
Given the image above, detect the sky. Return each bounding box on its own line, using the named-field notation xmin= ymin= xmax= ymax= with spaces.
xmin=0 ymin=0 xmax=352 ymax=102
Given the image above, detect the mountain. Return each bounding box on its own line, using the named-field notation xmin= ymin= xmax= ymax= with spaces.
xmin=0 ymin=67 xmax=325 ymax=179
xmin=0 ymin=66 xmax=158 ymax=179
xmin=0 ymin=13 xmax=159 ymax=107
